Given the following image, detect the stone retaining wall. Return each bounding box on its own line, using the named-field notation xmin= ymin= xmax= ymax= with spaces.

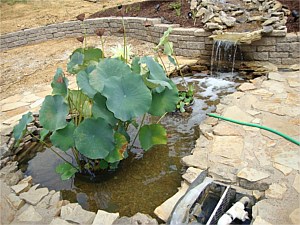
xmin=0 ymin=17 xmax=299 ymax=65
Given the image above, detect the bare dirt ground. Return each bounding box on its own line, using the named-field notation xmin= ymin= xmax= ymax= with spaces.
xmin=0 ymin=0 xmax=145 ymax=34
xmin=0 ymin=0 xmax=150 ymax=100
xmin=0 ymin=36 xmax=156 ymax=100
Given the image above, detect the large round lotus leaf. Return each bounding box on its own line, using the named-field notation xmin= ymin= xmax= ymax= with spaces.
xmin=39 ymin=95 xmax=69 ymax=131
xmin=50 ymin=122 xmax=76 ymax=152
xmin=102 ymin=74 xmax=152 ymax=121
xmin=89 ymin=58 xmax=131 ymax=92
xmin=74 ymin=118 xmax=114 ymax=159
xmin=76 ymin=71 xmax=97 ymax=99
xmin=92 ymin=93 xmax=117 ymax=126
xmin=139 ymin=124 xmax=167 ymax=151
xmin=140 ymin=56 xmax=168 ymax=81
xmin=51 ymin=68 xmax=68 ymax=97
xmin=73 ymin=47 xmax=103 ymax=64
xmin=67 ymin=51 xmax=84 ymax=74
xmin=148 ymin=80 xmax=179 ymax=116
xmin=105 ymin=132 xmax=128 ymax=163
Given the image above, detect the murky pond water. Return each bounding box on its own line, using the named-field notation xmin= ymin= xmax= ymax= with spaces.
xmin=20 ymin=72 xmax=243 ymax=218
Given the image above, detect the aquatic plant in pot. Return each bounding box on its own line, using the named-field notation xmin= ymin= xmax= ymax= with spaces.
xmin=13 ymin=31 xmax=180 ymax=181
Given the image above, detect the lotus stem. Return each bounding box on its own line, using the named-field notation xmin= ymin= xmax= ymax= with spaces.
xmin=130 ymin=114 xmax=146 ymax=150
xmin=166 ymin=42 xmax=188 ymax=87
xmin=156 ymin=112 xmax=168 ymax=124
xmin=121 ymin=17 xmax=127 ymax=63
xmin=27 ymin=130 xmax=78 ymax=171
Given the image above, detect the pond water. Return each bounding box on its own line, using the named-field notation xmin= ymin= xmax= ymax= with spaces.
xmin=20 ymin=72 xmax=243 ymax=218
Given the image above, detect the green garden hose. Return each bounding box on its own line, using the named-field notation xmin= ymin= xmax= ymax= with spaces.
xmin=208 ymin=113 xmax=300 ymax=146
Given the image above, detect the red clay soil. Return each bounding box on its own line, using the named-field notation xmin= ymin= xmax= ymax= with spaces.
xmin=90 ymin=0 xmax=299 ymax=33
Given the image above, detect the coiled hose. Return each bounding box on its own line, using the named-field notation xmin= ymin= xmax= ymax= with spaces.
xmin=208 ymin=113 xmax=300 ymax=146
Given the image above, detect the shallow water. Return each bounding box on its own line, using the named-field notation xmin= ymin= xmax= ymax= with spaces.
xmin=21 ymin=73 xmax=242 ymax=218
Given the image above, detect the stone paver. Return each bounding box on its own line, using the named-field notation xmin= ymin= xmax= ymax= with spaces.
xmin=164 ymin=71 xmax=300 ymax=224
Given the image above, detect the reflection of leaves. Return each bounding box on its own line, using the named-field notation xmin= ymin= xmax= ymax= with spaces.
xmin=55 ymin=163 xmax=78 ymax=180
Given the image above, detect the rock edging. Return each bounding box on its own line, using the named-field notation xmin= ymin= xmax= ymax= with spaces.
xmin=0 ymin=17 xmax=299 ymax=65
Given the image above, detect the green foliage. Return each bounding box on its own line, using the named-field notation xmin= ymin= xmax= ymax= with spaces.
xmin=148 ymin=81 xmax=179 ymax=116
xmin=55 ymin=163 xmax=78 ymax=181
xmin=13 ymin=28 xmax=181 ymax=181
xmin=74 ymin=118 xmax=114 ymax=159
xmin=13 ymin=112 xmax=33 ymax=147
xmin=169 ymin=2 xmax=182 ymax=16
xmin=51 ymin=68 xmax=68 ymax=97
xmin=39 ymin=95 xmax=69 ymax=131
xmin=102 ymin=74 xmax=152 ymax=121
xmin=177 ymin=84 xmax=195 ymax=113
xmin=139 ymin=124 xmax=167 ymax=151
xmin=50 ymin=122 xmax=76 ymax=152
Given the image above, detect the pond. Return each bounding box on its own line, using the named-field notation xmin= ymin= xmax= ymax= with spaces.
xmin=19 ymin=72 xmax=244 ymax=218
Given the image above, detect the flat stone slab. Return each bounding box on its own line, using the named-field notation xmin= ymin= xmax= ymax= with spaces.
xmin=61 ymin=203 xmax=96 ymax=224
xmin=238 ymin=83 xmax=257 ymax=91
xmin=273 ymin=163 xmax=293 ymax=176
xmin=237 ymin=168 xmax=270 ymax=182
xmin=50 ymin=218 xmax=73 ymax=225
xmin=1 ymin=102 xmax=30 ymax=112
xmin=292 ymin=174 xmax=300 ymax=193
xmin=92 ymin=210 xmax=119 ymax=225
xmin=17 ymin=205 xmax=42 ymax=222
xmin=19 ymin=184 xmax=49 ymax=205
xmin=11 ymin=182 xmax=31 ymax=195
xmin=154 ymin=182 xmax=189 ymax=222
xmin=265 ymin=183 xmax=287 ymax=199
xmin=182 ymin=167 xmax=204 ymax=184
xmin=223 ymin=105 xmax=254 ymax=122
xmin=212 ymin=136 xmax=244 ymax=159
xmin=272 ymin=151 xmax=300 ymax=171
xmin=253 ymin=216 xmax=273 ymax=225
xmin=289 ymin=208 xmax=300 ymax=224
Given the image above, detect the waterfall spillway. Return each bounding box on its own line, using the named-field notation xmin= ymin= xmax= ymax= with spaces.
xmin=210 ymin=40 xmax=239 ymax=76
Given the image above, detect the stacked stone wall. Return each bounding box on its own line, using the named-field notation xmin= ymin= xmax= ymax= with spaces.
xmin=0 ymin=17 xmax=299 ymax=65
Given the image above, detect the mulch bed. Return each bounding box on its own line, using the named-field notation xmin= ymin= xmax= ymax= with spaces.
xmin=89 ymin=0 xmax=299 ymax=33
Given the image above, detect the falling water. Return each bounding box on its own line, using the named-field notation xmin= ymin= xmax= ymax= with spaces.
xmin=210 ymin=40 xmax=239 ymax=76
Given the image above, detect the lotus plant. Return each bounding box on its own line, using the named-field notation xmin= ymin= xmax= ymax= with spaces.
xmin=13 ymin=29 xmax=180 ymax=181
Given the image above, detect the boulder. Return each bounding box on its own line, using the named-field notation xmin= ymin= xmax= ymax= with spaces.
xmin=220 ymin=11 xmax=236 ymax=27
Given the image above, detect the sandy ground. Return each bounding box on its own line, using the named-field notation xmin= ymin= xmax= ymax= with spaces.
xmin=0 ymin=36 xmax=157 ymax=100
xmin=0 ymin=0 xmax=145 ymax=34
xmin=0 ymin=0 xmax=153 ymax=100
